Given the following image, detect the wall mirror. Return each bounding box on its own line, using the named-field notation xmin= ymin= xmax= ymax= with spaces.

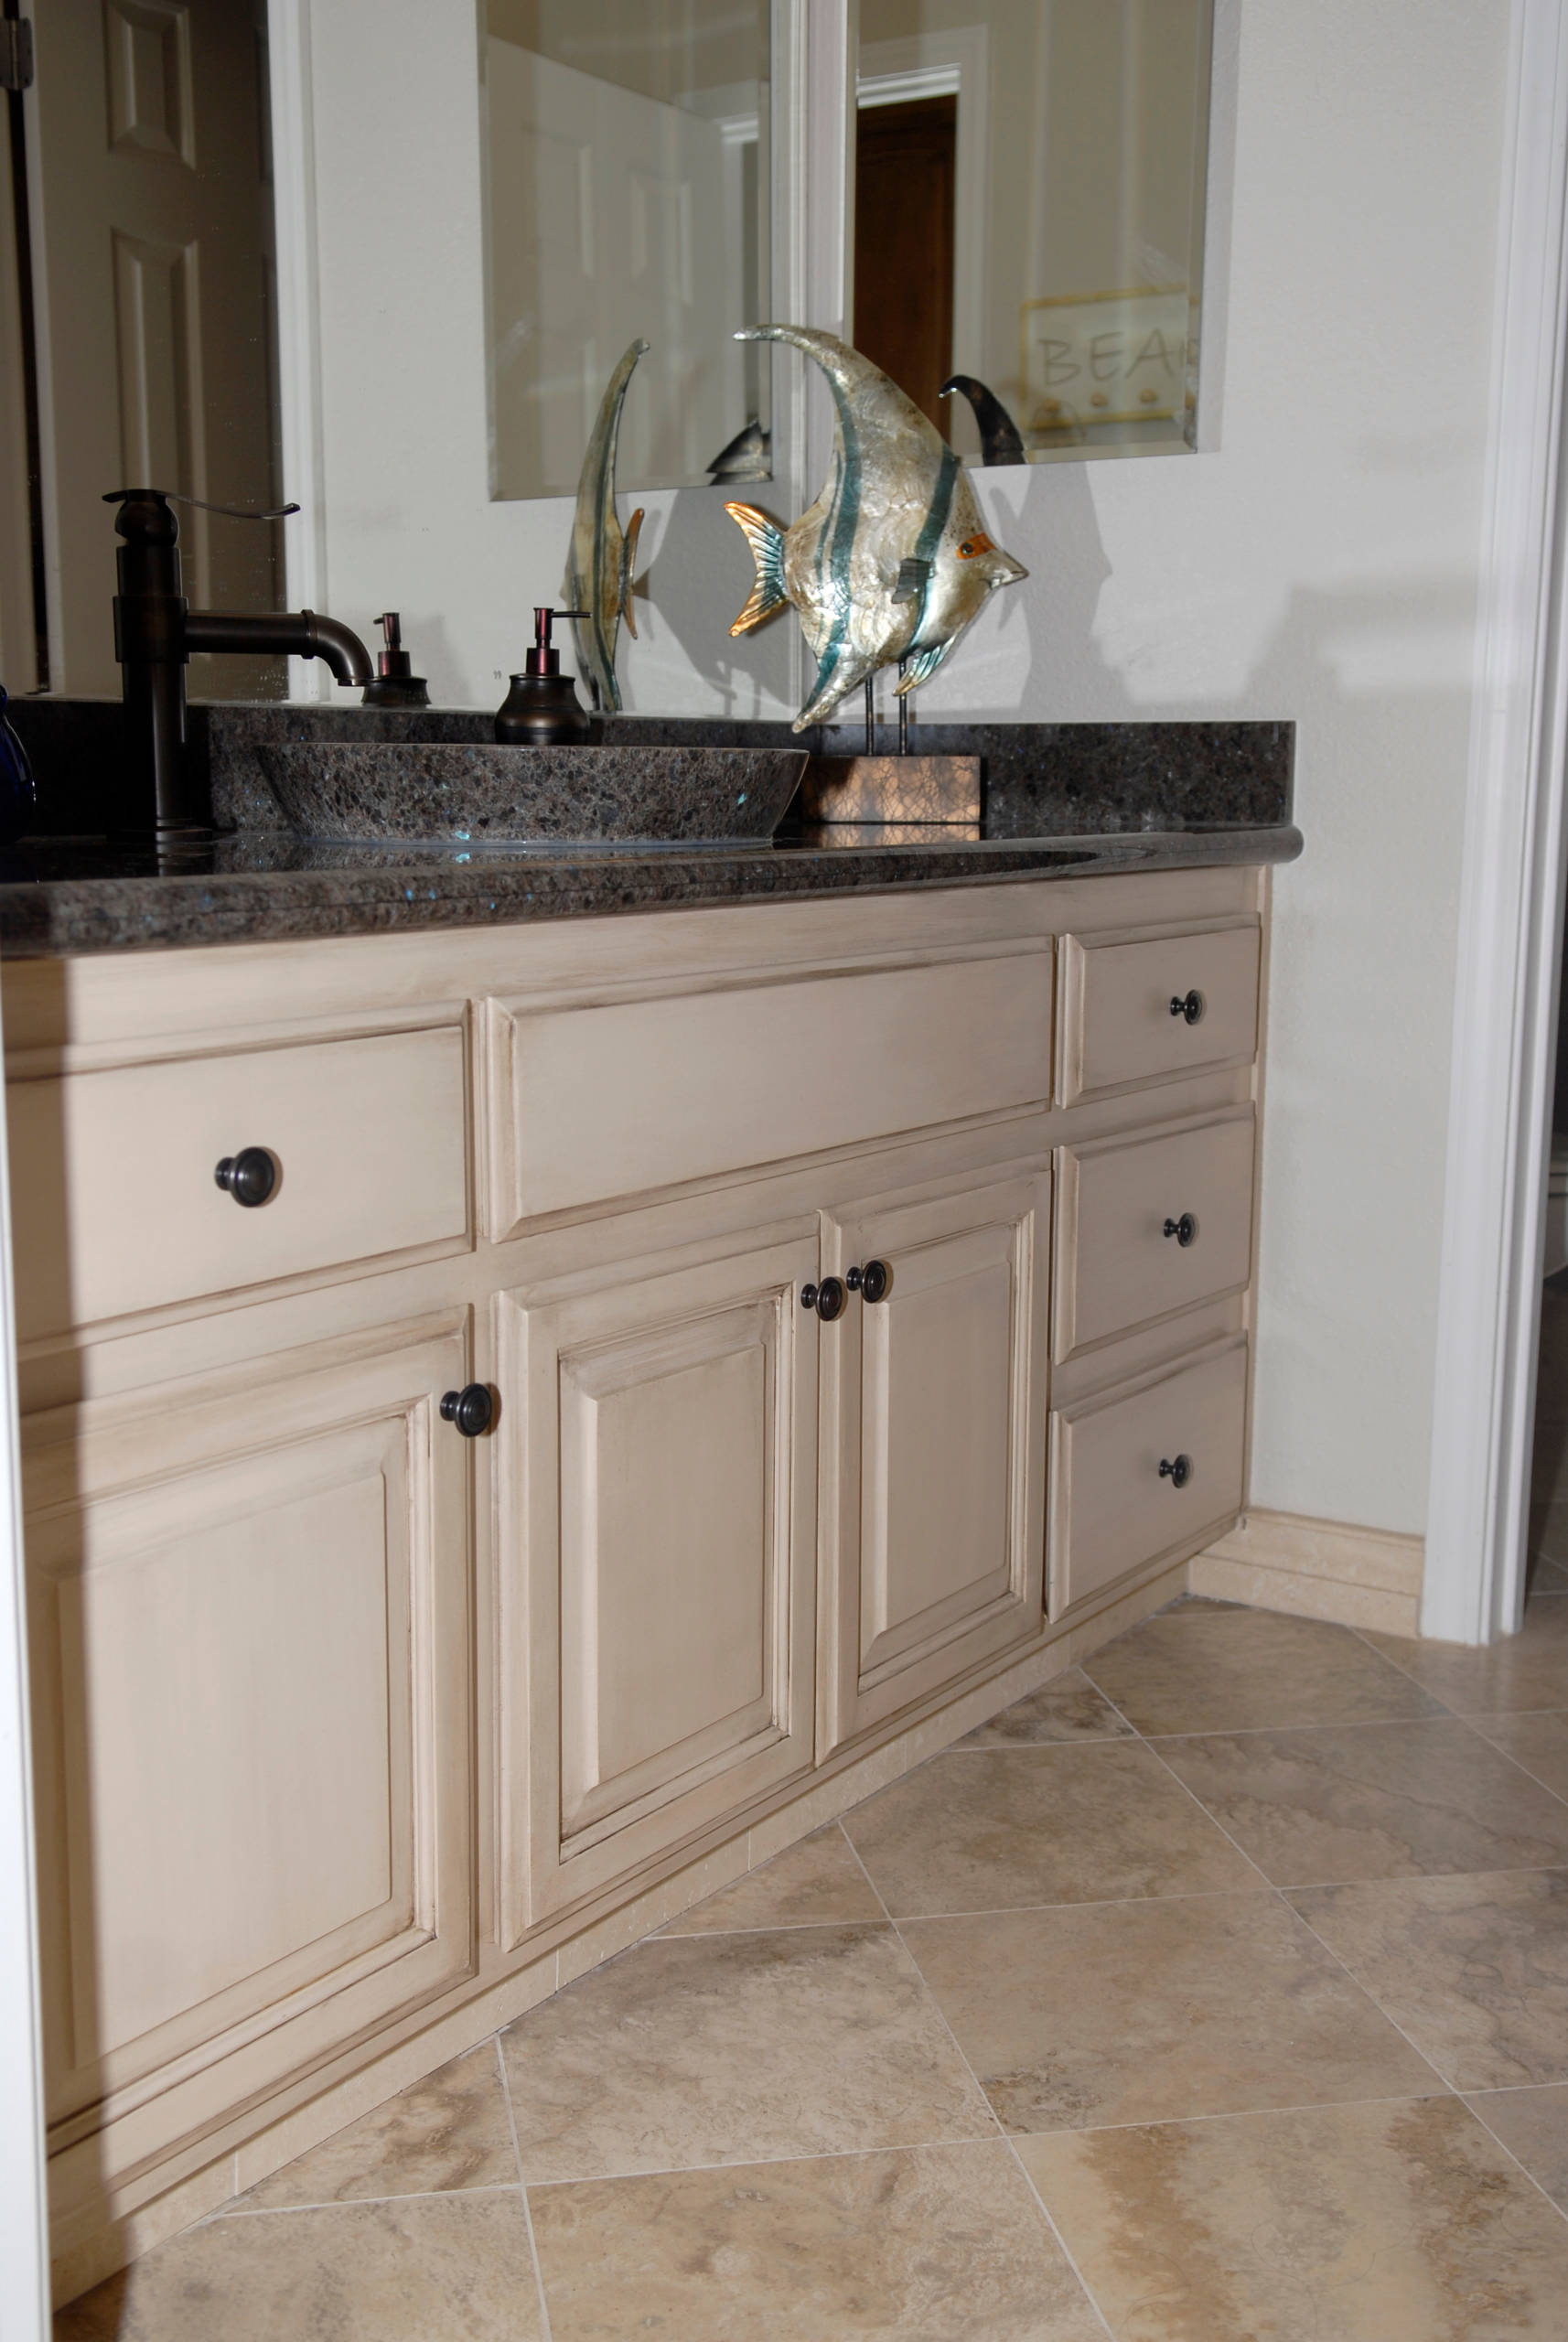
xmin=483 ymin=0 xmax=775 ymax=499
xmin=854 ymin=0 xmax=1212 ymax=464
xmin=0 ymin=0 xmax=1219 ymax=706
xmin=480 ymin=0 xmax=1214 ymax=504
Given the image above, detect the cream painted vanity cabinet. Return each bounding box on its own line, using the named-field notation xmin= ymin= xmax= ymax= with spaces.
xmin=4 ymin=861 xmax=1269 ymax=2299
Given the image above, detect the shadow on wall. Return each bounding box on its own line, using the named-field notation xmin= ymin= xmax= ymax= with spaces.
xmin=625 ymin=489 xmax=796 ymax=720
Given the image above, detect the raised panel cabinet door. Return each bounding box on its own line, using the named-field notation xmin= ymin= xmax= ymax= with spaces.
xmin=497 ymin=1228 xmax=820 ymax=1939
xmin=820 ymin=1167 xmax=1050 ymax=1755
xmin=25 ymin=1316 xmax=475 ymax=2189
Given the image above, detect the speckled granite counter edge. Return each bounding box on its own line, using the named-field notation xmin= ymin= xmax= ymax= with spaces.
xmin=0 ymin=826 xmax=1304 ymax=960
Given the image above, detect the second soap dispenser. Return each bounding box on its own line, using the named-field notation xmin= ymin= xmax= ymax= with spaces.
xmin=495 ymin=607 xmax=592 ymax=745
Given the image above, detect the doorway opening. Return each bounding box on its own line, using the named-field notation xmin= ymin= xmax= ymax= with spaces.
xmin=853 ymin=91 xmax=957 ymax=435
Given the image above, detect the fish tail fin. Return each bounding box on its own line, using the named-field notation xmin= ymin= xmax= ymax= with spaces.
xmin=619 ymin=508 xmax=645 ymax=639
xmin=725 ymin=501 xmax=790 ymax=635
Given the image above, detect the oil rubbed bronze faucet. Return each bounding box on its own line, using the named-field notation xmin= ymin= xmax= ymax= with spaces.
xmin=105 ymin=488 xmax=374 ymax=843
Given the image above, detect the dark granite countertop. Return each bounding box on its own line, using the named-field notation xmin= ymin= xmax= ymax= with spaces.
xmin=0 ymin=823 xmax=1301 ymax=959
xmin=0 ymin=704 xmax=1299 ymax=958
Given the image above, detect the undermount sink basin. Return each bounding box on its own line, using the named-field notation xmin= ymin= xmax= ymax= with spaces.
xmin=252 ymin=740 xmax=808 ymax=844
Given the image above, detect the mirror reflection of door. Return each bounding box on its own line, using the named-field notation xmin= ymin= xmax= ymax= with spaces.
xmin=853 ymin=94 xmax=957 ymax=436
xmin=9 ymin=0 xmax=285 ymax=699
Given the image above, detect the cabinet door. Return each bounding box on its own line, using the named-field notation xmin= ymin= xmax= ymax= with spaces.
xmin=26 ymin=1316 xmax=475 ymax=2189
xmin=497 ymin=1229 xmax=819 ymax=1939
xmin=821 ymin=1168 xmax=1050 ymax=1755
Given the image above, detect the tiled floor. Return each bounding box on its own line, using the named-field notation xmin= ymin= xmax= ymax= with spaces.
xmin=56 ymin=1587 xmax=1568 ymax=2339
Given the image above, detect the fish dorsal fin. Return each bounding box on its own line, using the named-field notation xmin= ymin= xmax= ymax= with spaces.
xmin=619 ymin=508 xmax=645 ymax=639
xmin=724 ymin=501 xmax=790 ymax=636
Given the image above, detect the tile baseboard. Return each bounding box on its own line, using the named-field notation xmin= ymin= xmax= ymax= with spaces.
xmin=1189 ymin=1508 xmax=1424 ymax=1638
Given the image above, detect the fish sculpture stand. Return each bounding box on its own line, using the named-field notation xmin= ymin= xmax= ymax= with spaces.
xmin=562 ymin=338 xmax=647 ymax=715
xmin=725 ymin=326 xmax=1027 ymax=732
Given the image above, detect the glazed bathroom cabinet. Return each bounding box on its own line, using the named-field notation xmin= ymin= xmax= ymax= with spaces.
xmin=4 ymin=861 xmax=1268 ymax=2298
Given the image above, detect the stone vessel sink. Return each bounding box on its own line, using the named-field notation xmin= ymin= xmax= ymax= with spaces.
xmin=252 ymin=740 xmax=808 ymax=844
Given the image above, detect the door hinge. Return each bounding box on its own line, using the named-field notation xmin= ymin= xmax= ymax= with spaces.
xmin=0 ymin=20 xmax=34 ymax=92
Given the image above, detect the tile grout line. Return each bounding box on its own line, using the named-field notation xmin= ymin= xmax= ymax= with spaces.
xmin=835 ymin=1816 xmax=1121 ymax=2340
xmin=217 ymin=2179 xmax=528 ymax=2223
xmin=1344 ymin=1619 xmax=1466 ymax=1714
xmin=1274 ymin=1889 xmax=1459 ymax=2101
xmin=999 ymin=2133 xmax=1118 ymax=2342
xmin=1456 ymin=2090 xmax=1568 ymax=2232
xmin=494 ymin=2032 xmax=556 ymax=2342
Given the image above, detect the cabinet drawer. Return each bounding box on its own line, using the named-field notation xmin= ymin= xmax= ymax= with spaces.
xmin=10 ymin=1026 xmax=468 ymax=1337
xmin=1055 ymin=1110 xmax=1255 ymax=1359
xmin=487 ymin=948 xmax=1054 ymax=1234
xmin=1060 ymin=924 xmax=1260 ymax=1102
xmin=1049 ymin=1340 xmax=1248 ymax=1614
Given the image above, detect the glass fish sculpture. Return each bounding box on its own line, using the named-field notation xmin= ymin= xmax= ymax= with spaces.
xmin=725 ymin=326 xmax=1027 ymax=731
xmin=562 ymin=338 xmax=647 ymax=714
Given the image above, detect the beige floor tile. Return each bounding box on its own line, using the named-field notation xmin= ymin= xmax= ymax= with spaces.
xmin=528 ymin=2141 xmax=1105 ymax=2340
xmin=900 ymin=1891 xmax=1436 ymax=2132
xmin=1085 ymin=1605 xmax=1446 ymax=1735
xmin=1019 ymin=2095 xmax=1568 ymax=2341
xmin=498 ymin=1923 xmax=993 ymax=2183
xmin=231 ymin=2043 xmax=517 ymax=2210
xmin=657 ymin=1824 xmax=884 ymax=1935
xmin=1468 ymin=2082 xmax=1568 ymax=2209
xmin=842 ymin=1742 xmax=1258 ymax=1917
xmin=53 ymin=2193 xmax=542 ymax=2342
xmin=1474 ymin=1709 xmax=1568 ymax=1799
xmin=1155 ymin=1717 xmax=1568 ymax=1886
xmin=1364 ymin=1597 xmax=1568 ymax=1714
xmin=1291 ymin=1870 xmax=1568 ymax=2090
xmin=956 ymin=1667 xmax=1135 ymax=1746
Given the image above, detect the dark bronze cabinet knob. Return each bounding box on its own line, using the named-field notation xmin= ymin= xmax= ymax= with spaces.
xmin=440 ymin=1383 xmax=494 ymax=1437
xmin=1158 ymin=1454 xmax=1192 ymax=1488
xmin=800 ymin=1277 xmax=847 ymax=1322
xmin=846 ymin=1259 xmax=892 ymax=1303
xmin=214 ymin=1147 xmax=276 ymax=1207
xmin=1169 ymin=989 xmax=1206 ymax=1025
xmin=1163 ymin=1214 xmax=1197 ymax=1247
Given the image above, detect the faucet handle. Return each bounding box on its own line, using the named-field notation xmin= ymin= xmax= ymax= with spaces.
xmin=102 ymin=488 xmax=301 ymax=522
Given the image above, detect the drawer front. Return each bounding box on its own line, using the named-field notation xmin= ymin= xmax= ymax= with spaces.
xmin=11 ymin=1026 xmax=468 ymax=1337
xmin=1055 ymin=1110 xmax=1255 ymax=1359
xmin=1061 ymin=924 xmax=1260 ymax=1101
xmin=1049 ymin=1340 xmax=1248 ymax=1614
xmin=488 ymin=948 xmax=1055 ymax=1234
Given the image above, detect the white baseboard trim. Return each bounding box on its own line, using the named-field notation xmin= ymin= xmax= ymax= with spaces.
xmin=1189 ymin=1509 xmax=1424 ymax=1638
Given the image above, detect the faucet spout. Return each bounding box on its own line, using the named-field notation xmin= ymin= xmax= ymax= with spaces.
xmin=183 ymin=609 xmax=374 ymax=686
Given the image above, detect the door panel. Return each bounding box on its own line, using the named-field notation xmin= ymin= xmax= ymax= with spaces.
xmin=498 ymin=1228 xmax=819 ymax=1939
xmin=822 ymin=1166 xmax=1049 ymax=1754
xmin=27 ymin=0 xmax=282 ymax=695
xmin=26 ymin=1316 xmax=474 ymax=2176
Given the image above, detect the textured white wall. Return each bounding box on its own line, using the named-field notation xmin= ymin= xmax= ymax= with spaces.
xmin=305 ymin=0 xmax=1513 ymax=1537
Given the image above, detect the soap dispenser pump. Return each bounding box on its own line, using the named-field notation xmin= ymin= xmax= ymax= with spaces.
xmin=361 ymin=612 xmax=430 ymax=708
xmin=495 ymin=607 xmax=592 ymax=745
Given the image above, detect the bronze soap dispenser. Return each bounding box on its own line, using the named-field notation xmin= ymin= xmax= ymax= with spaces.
xmin=495 ymin=607 xmax=592 ymax=746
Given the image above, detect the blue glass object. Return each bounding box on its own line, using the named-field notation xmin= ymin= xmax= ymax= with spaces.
xmin=0 ymin=686 xmax=37 ymax=844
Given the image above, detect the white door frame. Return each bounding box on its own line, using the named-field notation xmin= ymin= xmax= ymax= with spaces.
xmin=1424 ymin=0 xmax=1568 ymax=1642
xmin=0 ymin=1005 xmax=48 ymax=2337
